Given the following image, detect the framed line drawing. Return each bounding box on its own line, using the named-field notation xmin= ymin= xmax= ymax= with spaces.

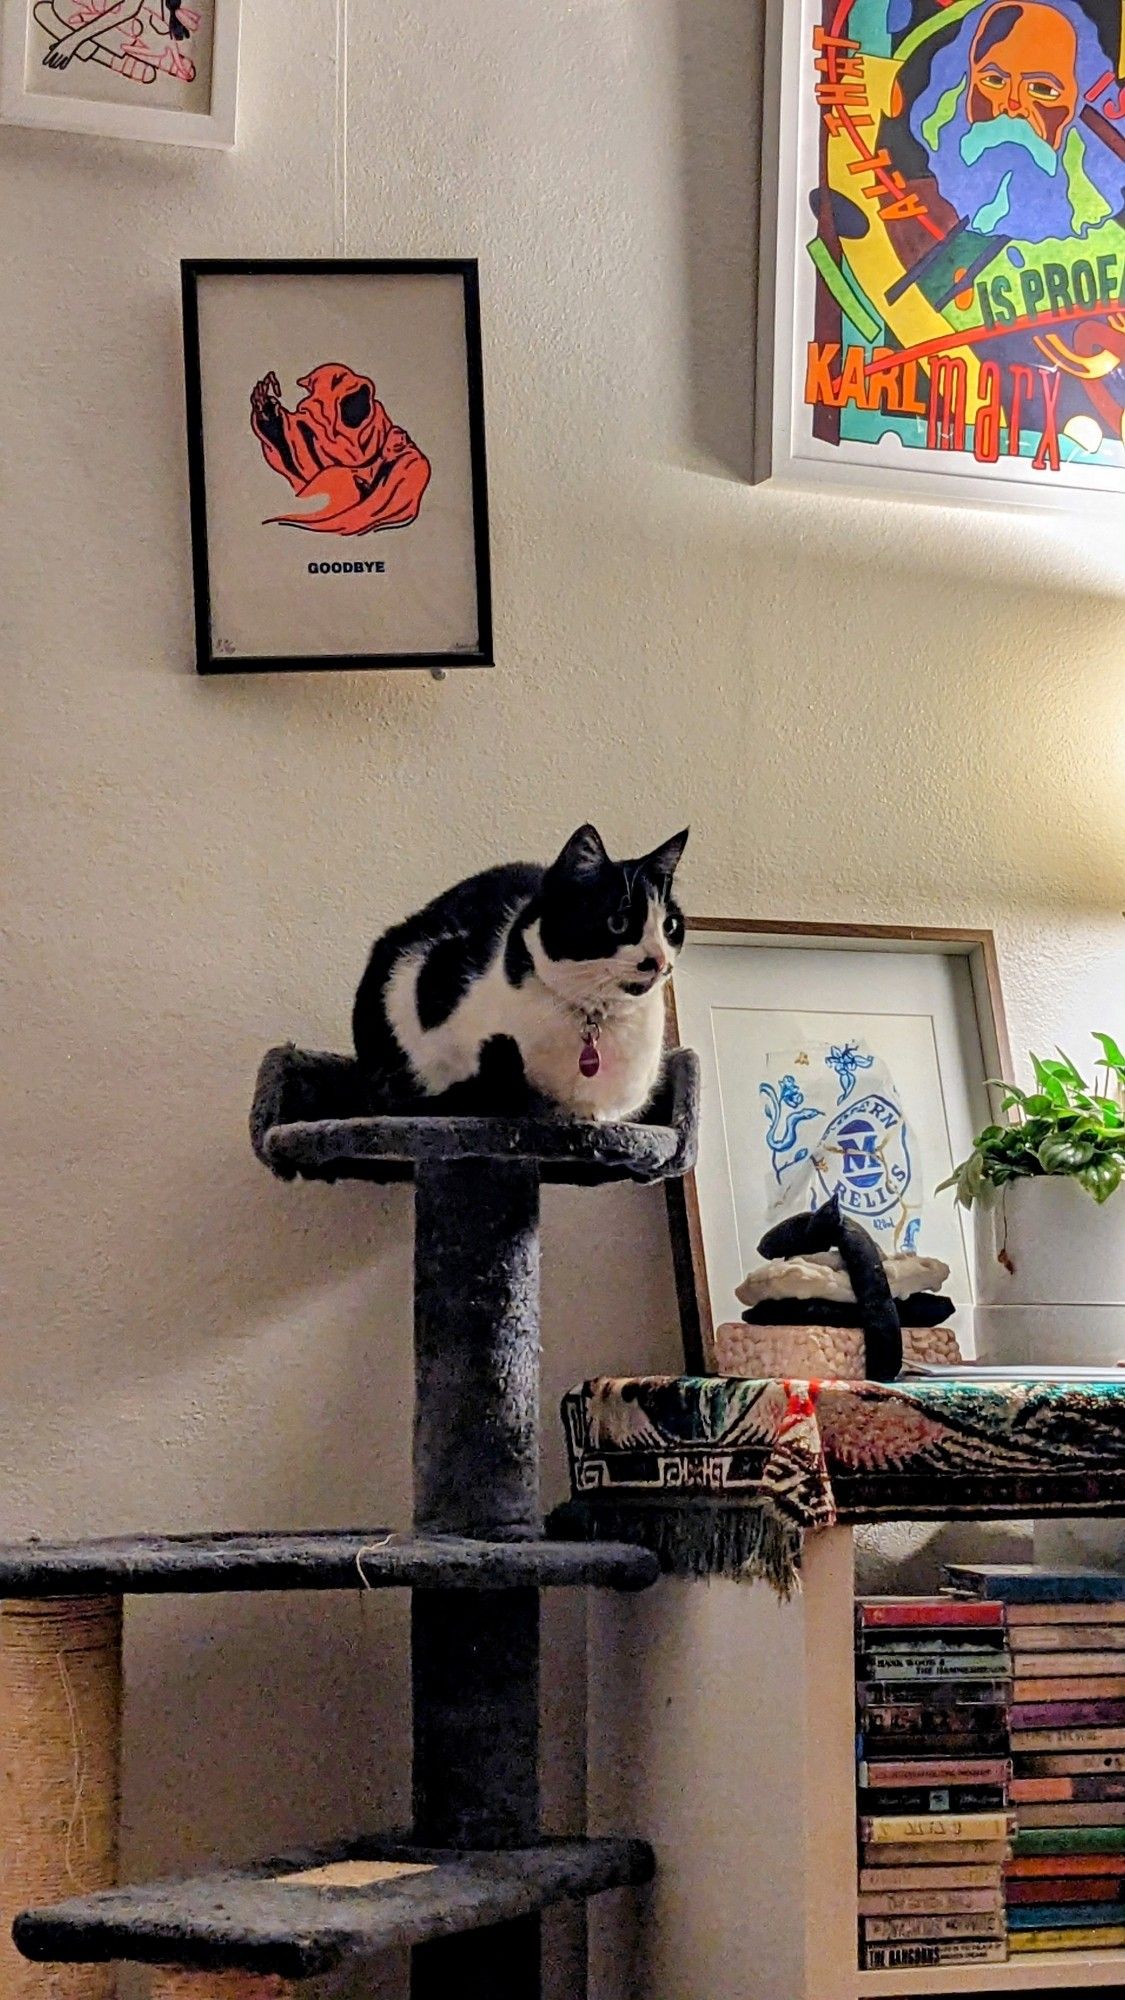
xmin=0 ymin=0 xmax=240 ymax=146
xmin=756 ymin=0 xmax=1125 ymax=508
xmin=667 ymin=920 xmax=1011 ymax=1372
xmin=181 ymin=260 xmax=493 ymax=676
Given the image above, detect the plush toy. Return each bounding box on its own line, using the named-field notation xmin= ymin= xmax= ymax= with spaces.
xmin=718 ymin=1194 xmax=966 ymax=1382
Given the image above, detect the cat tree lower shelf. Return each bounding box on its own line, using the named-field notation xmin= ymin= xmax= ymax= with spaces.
xmin=14 ymin=1838 xmax=654 ymax=1979
xmin=0 ymin=1531 xmax=658 ymax=1595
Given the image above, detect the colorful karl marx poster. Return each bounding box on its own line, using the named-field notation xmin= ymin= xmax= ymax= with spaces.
xmin=773 ymin=0 xmax=1125 ymax=497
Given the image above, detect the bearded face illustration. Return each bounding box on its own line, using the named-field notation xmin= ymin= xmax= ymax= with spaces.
xmin=909 ymin=0 xmax=1124 ymax=242
xmin=967 ymin=2 xmax=1080 ymax=145
xmin=249 ymin=364 xmax=432 ymax=537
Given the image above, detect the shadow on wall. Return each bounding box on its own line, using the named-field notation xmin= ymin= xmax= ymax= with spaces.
xmin=121 ymin=1585 xmax=411 ymax=1869
xmin=854 ymin=1518 xmax=1035 ymax=1595
xmin=673 ymin=0 xmax=765 ymax=482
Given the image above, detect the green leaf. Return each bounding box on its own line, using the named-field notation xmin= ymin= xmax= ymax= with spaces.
xmin=1021 ymin=1093 xmax=1060 ymax=1118
xmin=1030 ymin=1059 xmax=1069 ymax=1107
xmin=1094 ymin=1032 xmax=1125 ymax=1075
xmin=940 ymin=1151 xmax=989 ymax=1207
xmin=1038 ymin=1134 xmax=1096 ymax=1174
xmin=1055 ymin=1049 xmax=1090 ymax=1091
xmin=1020 ymin=1120 xmax=1054 ymax=1146
xmin=1079 ymin=1158 xmax=1124 ymax=1204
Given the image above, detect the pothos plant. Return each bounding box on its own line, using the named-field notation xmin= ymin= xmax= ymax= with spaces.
xmin=942 ymin=1034 xmax=1125 ymax=1209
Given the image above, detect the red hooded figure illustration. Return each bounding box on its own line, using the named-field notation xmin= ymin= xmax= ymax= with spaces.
xmin=249 ymin=364 xmax=431 ymax=536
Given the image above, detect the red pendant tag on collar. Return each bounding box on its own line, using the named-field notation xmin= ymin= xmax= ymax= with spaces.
xmin=579 ymin=1028 xmax=602 ymax=1078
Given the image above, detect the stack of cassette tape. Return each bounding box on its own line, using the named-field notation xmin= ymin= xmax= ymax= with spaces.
xmin=856 ymin=1595 xmax=1013 ymax=1974
xmin=947 ymin=1563 xmax=1125 ymax=1958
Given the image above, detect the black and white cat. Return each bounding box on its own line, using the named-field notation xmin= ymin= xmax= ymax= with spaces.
xmin=353 ymin=824 xmax=689 ymax=1121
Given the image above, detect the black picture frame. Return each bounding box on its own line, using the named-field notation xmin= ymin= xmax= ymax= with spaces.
xmin=181 ymin=258 xmax=493 ymax=675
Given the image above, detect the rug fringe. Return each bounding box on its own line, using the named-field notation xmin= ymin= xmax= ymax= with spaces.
xmin=547 ymin=1500 xmax=802 ymax=1598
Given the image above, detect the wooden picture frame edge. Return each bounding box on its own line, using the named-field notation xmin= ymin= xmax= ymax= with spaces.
xmin=180 ymin=257 xmax=494 ymax=676
xmin=666 ymin=917 xmax=1013 ymax=1375
xmin=0 ymin=0 xmax=241 ymax=147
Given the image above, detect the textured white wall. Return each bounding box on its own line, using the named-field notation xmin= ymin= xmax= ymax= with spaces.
xmin=2 ymin=0 xmax=1125 ymax=1990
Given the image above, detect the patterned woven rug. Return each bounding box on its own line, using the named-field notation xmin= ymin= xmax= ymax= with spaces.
xmin=556 ymin=1377 xmax=1125 ymax=1595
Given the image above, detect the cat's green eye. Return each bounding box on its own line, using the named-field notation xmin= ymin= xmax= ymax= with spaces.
xmin=608 ymin=912 xmax=629 ymax=936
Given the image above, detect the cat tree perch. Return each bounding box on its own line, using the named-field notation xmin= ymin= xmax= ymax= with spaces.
xmin=11 ymin=1040 xmax=699 ymax=2000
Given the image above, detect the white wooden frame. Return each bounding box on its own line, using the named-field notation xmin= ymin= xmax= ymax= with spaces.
xmin=0 ymin=0 xmax=240 ymax=146
xmin=755 ymin=0 xmax=1125 ymax=512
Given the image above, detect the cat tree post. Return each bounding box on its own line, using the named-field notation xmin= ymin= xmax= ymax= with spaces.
xmin=411 ymin=1156 xmax=542 ymax=1998
xmin=0 ymin=1595 xmax=121 ymax=2000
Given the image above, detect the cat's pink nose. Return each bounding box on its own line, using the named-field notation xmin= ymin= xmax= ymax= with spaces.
xmin=639 ymin=954 xmax=667 ymax=976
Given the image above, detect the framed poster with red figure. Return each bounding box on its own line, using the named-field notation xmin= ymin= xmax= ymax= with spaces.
xmin=181 ymin=260 xmax=492 ymax=673
xmin=757 ymin=0 xmax=1125 ymax=507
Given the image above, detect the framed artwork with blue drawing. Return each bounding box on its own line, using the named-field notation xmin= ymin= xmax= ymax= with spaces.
xmin=666 ymin=920 xmax=1010 ymax=1372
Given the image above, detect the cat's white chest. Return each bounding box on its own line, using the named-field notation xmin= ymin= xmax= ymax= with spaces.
xmin=520 ymin=996 xmax=666 ymax=1120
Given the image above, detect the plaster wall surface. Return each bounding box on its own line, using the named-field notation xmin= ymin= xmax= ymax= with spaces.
xmin=2 ymin=2 xmax=1124 ymax=1993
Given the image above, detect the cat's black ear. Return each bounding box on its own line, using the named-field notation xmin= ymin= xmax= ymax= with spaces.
xmin=554 ymin=824 xmax=610 ymax=879
xmin=643 ymin=828 xmax=689 ymax=880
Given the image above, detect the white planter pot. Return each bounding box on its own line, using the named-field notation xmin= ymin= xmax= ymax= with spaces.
xmin=974 ymin=1176 xmax=1125 ymax=1367
xmin=973 ymin=1176 xmax=1125 ymax=1569
xmin=976 ymin=1176 xmax=1125 ymax=1307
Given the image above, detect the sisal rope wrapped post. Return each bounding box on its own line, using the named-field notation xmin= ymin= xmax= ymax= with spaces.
xmin=1 ymin=1596 xmax=122 ymax=2000
xmin=147 ymin=1977 xmax=293 ymax=2000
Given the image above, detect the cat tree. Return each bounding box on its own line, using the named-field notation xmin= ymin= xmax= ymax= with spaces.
xmin=10 ymin=1040 xmax=698 ymax=1999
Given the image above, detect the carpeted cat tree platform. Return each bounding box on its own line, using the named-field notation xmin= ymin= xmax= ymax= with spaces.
xmin=11 ymin=1041 xmax=699 ymax=2000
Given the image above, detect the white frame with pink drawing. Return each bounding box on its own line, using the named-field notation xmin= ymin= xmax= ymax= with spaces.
xmin=0 ymin=0 xmax=240 ymax=147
